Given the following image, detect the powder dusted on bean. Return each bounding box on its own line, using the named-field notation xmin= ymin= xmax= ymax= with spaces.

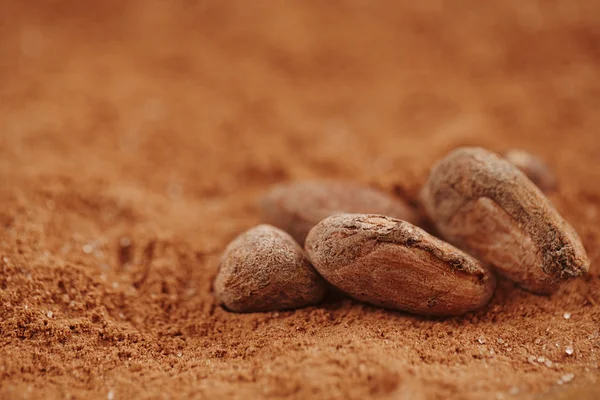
xmin=421 ymin=147 xmax=588 ymax=294
xmin=260 ymin=180 xmax=418 ymax=244
xmin=305 ymin=214 xmax=495 ymax=316
xmin=214 ymin=224 xmax=326 ymax=312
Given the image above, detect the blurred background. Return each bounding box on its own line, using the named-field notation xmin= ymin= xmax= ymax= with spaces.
xmin=3 ymin=0 xmax=600 ymax=239
xmin=2 ymin=1 xmax=599 ymax=187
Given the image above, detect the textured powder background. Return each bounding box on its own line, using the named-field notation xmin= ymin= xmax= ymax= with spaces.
xmin=1 ymin=1 xmax=599 ymax=399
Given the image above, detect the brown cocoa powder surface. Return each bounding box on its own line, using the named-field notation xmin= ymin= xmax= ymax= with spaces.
xmin=1 ymin=1 xmax=599 ymax=399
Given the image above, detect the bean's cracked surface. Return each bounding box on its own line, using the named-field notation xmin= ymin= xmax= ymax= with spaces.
xmin=305 ymin=213 xmax=495 ymax=316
